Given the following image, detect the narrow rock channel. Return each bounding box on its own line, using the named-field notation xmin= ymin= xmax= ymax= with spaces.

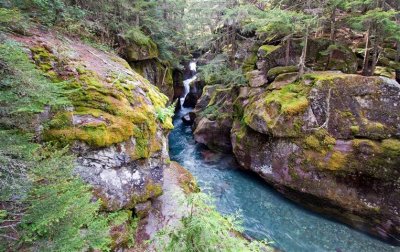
xmin=168 ymin=85 xmax=398 ymax=252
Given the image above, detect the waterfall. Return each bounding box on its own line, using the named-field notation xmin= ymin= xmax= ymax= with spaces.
xmin=180 ymin=61 xmax=197 ymax=108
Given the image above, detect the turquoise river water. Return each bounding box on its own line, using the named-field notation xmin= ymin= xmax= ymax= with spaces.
xmin=168 ymin=107 xmax=398 ymax=252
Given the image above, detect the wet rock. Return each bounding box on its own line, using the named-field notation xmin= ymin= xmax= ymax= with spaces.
xmin=124 ymin=39 xmax=159 ymax=62
xmin=182 ymin=112 xmax=196 ymax=125
xmin=183 ymin=91 xmax=199 ymax=108
xmin=193 ymin=117 xmax=233 ymax=153
xmin=183 ymin=79 xmax=205 ymax=108
xmin=266 ymin=65 xmax=298 ymax=83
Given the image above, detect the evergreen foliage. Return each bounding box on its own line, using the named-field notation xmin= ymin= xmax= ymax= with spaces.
xmin=199 ymin=54 xmax=247 ymax=86
xmin=21 ymin=147 xmax=111 ymax=252
xmin=0 ymin=40 xmax=69 ymax=123
xmin=154 ymin=192 xmax=272 ymax=252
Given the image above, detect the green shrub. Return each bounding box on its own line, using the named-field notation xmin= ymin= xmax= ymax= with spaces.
xmin=123 ymin=27 xmax=154 ymax=46
xmin=0 ymin=8 xmax=22 ymax=24
xmin=154 ymin=192 xmax=272 ymax=252
xmin=20 ymin=147 xmax=111 ymax=251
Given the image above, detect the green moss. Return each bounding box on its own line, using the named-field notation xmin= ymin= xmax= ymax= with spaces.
xmin=363 ymin=120 xmax=387 ymax=139
xmin=259 ymin=45 xmax=280 ymax=56
xmin=352 ymin=139 xmax=380 ymax=152
xmin=30 ymin=46 xmax=61 ymax=81
xmin=323 ymin=135 xmax=336 ymax=148
xmin=264 ymin=82 xmax=309 ymax=115
xmin=27 ymin=44 xmax=169 ymax=159
xmin=350 ymin=125 xmax=360 ymax=135
xmin=305 ymin=135 xmax=320 ymax=150
xmin=341 ymin=111 xmax=354 ymax=118
xmin=302 ymin=72 xmax=344 ymax=84
xmin=124 ymin=30 xmax=159 ymax=61
xmin=267 ymin=65 xmax=298 ymax=79
xmin=374 ymin=66 xmax=394 ymax=78
xmin=128 ymin=181 xmax=163 ymax=209
xmin=43 ymin=66 xmax=163 ymax=157
xmin=382 ymin=139 xmax=400 ymax=158
xmin=46 ymin=112 xmax=73 ymax=129
xmin=242 ymin=53 xmax=257 ymax=73
xmin=326 ymin=151 xmax=347 ymax=171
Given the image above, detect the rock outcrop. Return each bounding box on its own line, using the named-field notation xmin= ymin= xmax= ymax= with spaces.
xmin=193 ymin=43 xmax=400 ymax=242
xmin=233 ymin=72 xmax=400 ymax=243
xmin=192 ymin=85 xmax=235 ymax=153
xmin=131 ymin=58 xmax=175 ymax=101
xmin=12 ymin=29 xmax=173 ymax=211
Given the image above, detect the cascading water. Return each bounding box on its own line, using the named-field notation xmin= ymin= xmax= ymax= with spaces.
xmin=180 ymin=61 xmax=197 ymax=107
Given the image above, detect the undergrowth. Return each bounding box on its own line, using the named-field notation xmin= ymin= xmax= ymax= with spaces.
xmin=154 ymin=192 xmax=272 ymax=252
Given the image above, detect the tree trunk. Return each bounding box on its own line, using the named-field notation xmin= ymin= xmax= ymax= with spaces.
xmin=326 ymin=7 xmax=337 ymax=71
xmin=230 ymin=24 xmax=237 ymax=68
xmin=136 ymin=14 xmax=140 ymax=27
xmin=285 ymin=35 xmax=291 ymax=66
xmin=298 ymin=27 xmax=309 ymax=77
xmin=370 ymin=35 xmax=380 ymax=76
xmin=163 ymin=0 xmax=168 ymax=20
xmin=362 ymin=26 xmax=371 ymax=76
xmin=395 ymin=41 xmax=400 ymax=83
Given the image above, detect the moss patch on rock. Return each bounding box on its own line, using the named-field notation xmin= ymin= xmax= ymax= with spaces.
xmin=30 ymin=45 xmax=170 ymax=159
xmin=264 ymin=82 xmax=309 ymax=115
xmin=267 ymin=65 xmax=298 ymax=81
xmin=259 ymin=44 xmax=281 ymax=56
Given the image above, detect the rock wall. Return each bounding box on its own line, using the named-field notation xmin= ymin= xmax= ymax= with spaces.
xmin=191 ymin=39 xmax=400 ymax=243
xmin=12 ymin=29 xmax=173 ymax=212
xmin=131 ymin=58 xmax=175 ymax=102
xmin=233 ymin=72 xmax=400 ymax=243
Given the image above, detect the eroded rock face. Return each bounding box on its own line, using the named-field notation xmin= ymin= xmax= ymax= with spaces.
xmin=74 ymin=132 xmax=168 ymax=211
xmin=192 ymin=85 xmax=235 ymax=153
xmin=131 ymin=59 xmax=174 ymax=101
xmin=233 ymin=72 xmax=400 ymax=243
xmin=12 ymin=30 xmax=172 ymax=211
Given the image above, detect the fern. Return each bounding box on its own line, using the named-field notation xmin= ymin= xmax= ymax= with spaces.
xmin=156 ymin=102 xmax=176 ymax=124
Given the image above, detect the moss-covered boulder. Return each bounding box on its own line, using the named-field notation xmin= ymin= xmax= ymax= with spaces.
xmin=256 ymin=41 xmax=302 ymax=73
xmin=234 ymin=72 xmax=400 ymax=243
xmin=122 ymin=29 xmax=159 ymax=62
xmin=12 ymin=30 xmax=172 ymax=211
xmin=266 ymin=65 xmax=298 ymax=83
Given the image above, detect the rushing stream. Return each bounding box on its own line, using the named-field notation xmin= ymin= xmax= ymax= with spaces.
xmin=169 ymin=75 xmax=398 ymax=251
